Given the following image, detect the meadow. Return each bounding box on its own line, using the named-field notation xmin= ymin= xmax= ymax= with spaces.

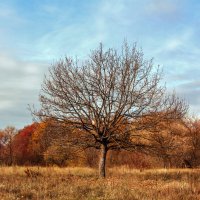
xmin=0 ymin=166 xmax=199 ymax=200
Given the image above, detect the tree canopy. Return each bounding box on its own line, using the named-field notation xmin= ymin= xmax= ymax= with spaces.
xmin=34 ymin=43 xmax=187 ymax=177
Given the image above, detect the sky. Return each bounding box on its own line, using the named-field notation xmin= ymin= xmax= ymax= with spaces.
xmin=0 ymin=0 xmax=200 ymax=129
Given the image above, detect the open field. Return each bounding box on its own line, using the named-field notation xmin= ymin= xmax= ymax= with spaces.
xmin=0 ymin=166 xmax=200 ymax=200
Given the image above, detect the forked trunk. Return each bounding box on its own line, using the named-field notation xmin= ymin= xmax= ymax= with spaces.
xmin=99 ymin=144 xmax=108 ymax=178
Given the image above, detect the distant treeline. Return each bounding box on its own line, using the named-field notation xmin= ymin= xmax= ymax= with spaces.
xmin=0 ymin=118 xmax=199 ymax=169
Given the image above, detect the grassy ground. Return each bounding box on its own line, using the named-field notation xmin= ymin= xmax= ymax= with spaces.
xmin=0 ymin=166 xmax=199 ymax=199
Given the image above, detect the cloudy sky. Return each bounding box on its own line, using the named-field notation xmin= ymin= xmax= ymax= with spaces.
xmin=0 ymin=0 xmax=200 ymax=129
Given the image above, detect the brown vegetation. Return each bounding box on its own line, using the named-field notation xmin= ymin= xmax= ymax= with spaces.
xmin=0 ymin=166 xmax=199 ymax=200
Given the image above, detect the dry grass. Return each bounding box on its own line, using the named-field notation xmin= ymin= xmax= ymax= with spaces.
xmin=0 ymin=166 xmax=200 ymax=199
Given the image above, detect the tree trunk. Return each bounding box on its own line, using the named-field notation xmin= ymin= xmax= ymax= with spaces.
xmin=99 ymin=144 xmax=108 ymax=178
xmin=163 ymin=157 xmax=167 ymax=168
xmin=163 ymin=157 xmax=171 ymax=168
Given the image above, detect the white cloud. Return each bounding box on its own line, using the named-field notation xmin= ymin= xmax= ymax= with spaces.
xmin=146 ymin=0 xmax=184 ymax=19
xmin=174 ymin=80 xmax=200 ymax=116
xmin=0 ymin=51 xmax=48 ymax=127
xmin=0 ymin=100 xmax=14 ymax=110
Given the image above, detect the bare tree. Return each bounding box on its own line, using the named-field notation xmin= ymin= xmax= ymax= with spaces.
xmin=182 ymin=119 xmax=200 ymax=167
xmin=1 ymin=126 xmax=17 ymax=165
xmin=34 ymin=43 xmax=187 ymax=177
xmin=143 ymin=118 xmax=188 ymax=168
